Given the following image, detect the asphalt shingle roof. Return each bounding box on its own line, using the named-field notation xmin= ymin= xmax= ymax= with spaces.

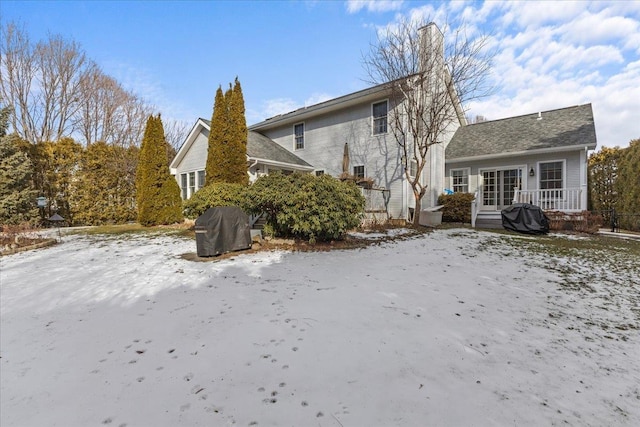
xmin=201 ymin=119 xmax=311 ymax=167
xmin=447 ymin=104 xmax=597 ymax=159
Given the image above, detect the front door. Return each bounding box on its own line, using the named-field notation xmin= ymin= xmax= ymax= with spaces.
xmin=481 ymin=168 xmax=522 ymax=210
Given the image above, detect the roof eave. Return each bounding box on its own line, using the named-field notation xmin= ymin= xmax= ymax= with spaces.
xmin=249 ymin=157 xmax=315 ymax=171
xmin=249 ymin=83 xmax=393 ymax=130
xmin=446 ymin=143 xmax=597 ymax=164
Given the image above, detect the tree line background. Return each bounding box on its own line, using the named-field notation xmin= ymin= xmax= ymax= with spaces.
xmin=0 ymin=22 xmax=188 ymax=225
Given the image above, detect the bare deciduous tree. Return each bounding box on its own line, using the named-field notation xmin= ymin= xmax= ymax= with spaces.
xmin=1 ymin=21 xmax=155 ymax=148
xmin=76 ymin=65 xmax=152 ymax=147
xmin=363 ymin=19 xmax=493 ymax=224
xmin=1 ymin=23 xmax=90 ymax=143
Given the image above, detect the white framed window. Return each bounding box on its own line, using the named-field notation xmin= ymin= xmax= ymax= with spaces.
xmin=197 ymin=170 xmax=205 ymax=190
xmin=538 ymin=160 xmax=565 ymax=198
xmin=451 ymin=168 xmax=470 ymax=193
xmin=188 ymin=172 xmax=196 ymax=197
xmin=180 ymin=173 xmax=188 ymax=199
xmin=372 ymin=100 xmax=388 ymax=135
xmin=353 ymin=165 xmax=365 ymax=179
xmin=315 ymin=170 xmax=324 ymax=176
xmin=409 ymin=160 xmax=418 ymax=178
xmin=294 ymin=123 xmax=304 ymax=150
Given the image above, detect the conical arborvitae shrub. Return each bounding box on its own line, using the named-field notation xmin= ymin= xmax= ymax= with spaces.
xmin=136 ymin=115 xmax=183 ymax=226
xmin=227 ymin=77 xmax=249 ymax=185
xmin=205 ymin=86 xmax=228 ymax=185
xmin=205 ymin=78 xmax=249 ymax=186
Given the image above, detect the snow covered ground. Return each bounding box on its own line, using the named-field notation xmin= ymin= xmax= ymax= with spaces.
xmin=1 ymin=228 xmax=639 ymax=426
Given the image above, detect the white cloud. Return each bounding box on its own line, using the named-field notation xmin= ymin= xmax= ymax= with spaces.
xmin=557 ymin=11 xmax=639 ymax=45
xmin=305 ymin=92 xmax=334 ymax=106
xmin=445 ymin=1 xmax=640 ymax=148
xmin=346 ymin=0 xmax=404 ymax=14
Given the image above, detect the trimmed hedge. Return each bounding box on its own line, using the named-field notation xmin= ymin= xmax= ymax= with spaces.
xmin=183 ymin=183 xmax=248 ymax=219
xmin=438 ymin=192 xmax=476 ymax=223
xmin=246 ymin=172 xmax=365 ymax=242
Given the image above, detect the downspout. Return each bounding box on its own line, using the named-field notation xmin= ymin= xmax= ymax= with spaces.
xmin=248 ymin=159 xmax=259 ymax=181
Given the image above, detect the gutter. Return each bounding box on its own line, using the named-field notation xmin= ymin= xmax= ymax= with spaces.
xmin=249 ymin=156 xmax=315 ymax=171
xmin=446 ymin=143 xmax=597 ymax=164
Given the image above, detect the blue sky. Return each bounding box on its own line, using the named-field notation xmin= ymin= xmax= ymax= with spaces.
xmin=3 ymin=0 xmax=639 ymax=148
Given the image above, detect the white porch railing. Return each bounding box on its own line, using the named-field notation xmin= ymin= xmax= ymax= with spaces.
xmin=513 ymin=187 xmax=586 ymax=212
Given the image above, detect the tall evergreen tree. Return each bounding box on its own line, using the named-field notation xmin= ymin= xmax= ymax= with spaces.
xmin=228 ymin=77 xmax=249 ymax=185
xmin=616 ymin=139 xmax=640 ymax=230
xmin=0 ymin=106 xmax=38 ymax=224
xmin=205 ymin=78 xmax=248 ymax=186
xmin=136 ymin=115 xmax=183 ymax=226
xmin=205 ymin=86 xmax=228 ymax=185
xmin=588 ymin=146 xmax=622 ymax=220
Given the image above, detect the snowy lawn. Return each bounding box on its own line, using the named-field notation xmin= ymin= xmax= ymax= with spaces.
xmin=1 ymin=228 xmax=639 ymax=426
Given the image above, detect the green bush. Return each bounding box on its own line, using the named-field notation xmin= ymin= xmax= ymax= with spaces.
xmin=183 ymin=182 xmax=248 ymax=219
xmin=246 ymin=172 xmax=365 ymax=242
xmin=438 ymin=192 xmax=476 ymax=223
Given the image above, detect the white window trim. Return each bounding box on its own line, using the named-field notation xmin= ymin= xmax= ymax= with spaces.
xmin=197 ymin=170 xmax=205 ymax=190
xmin=450 ymin=167 xmax=471 ymax=192
xmin=180 ymin=173 xmax=188 ymax=200
xmin=371 ymin=99 xmax=389 ymax=136
xmin=537 ymin=159 xmax=566 ymax=200
xmin=478 ymin=165 xmax=527 ymax=210
xmin=409 ymin=159 xmax=418 ymax=178
xmin=293 ymin=122 xmax=305 ymax=150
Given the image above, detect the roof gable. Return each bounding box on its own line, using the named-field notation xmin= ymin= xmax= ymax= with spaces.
xmin=170 ymin=118 xmax=312 ymax=171
xmin=447 ymin=104 xmax=597 ymax=160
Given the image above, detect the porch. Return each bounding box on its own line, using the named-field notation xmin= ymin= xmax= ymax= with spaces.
xmin=471 ymin=186 xmax=588 ymax=228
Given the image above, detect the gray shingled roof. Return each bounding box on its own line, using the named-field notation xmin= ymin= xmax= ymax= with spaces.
xmin=447 ymin=104 xmax=597 ymax=160
xmin=247 ymin=131 xmax=312 ymax=167
xmin=201 ymin=119 xmax=312 ymax=168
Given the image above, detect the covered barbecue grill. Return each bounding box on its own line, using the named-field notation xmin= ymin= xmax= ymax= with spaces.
xmin=194 ymin=206 xmax=252 ymax=257
xmin=501 ymin=203 xmax=550 ymax=235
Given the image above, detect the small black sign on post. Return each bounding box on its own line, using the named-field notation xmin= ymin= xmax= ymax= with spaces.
xmin=48 ymin=213 xmax=65 ymax=241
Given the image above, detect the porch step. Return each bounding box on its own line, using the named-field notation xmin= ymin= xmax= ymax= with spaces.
xmin=475 ymin=212 xmax=503 ymax=229
xmin=250 ymin=214 xmax=267 ymax=230
xmin=475 ymin=218 xmax=503 ymax=229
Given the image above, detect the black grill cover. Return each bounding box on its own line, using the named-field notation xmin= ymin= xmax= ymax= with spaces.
xmin=194 ymin=206 xmax=251 ymax=257
xmin=501 ymin=203 xmax=550 ymax=234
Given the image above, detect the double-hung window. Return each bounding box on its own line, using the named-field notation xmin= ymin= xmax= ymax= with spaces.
xmin=294 ymin=123 xmax=304 ymax=150
xmin=539 ymin=161 xmax=563 ymax=198
xmin=353 ymin=165 xmax=365 ymax=179
xmin=372 ymin=101 xmax=388 ymax=135
xmin=180 ymin=173 xmax=188 ymax=199
xmin=197 ymin=170 xmax=205 ymax=190
xmin=409 ymin=160 xmax=418 ymax=178
xmin=451 ymin=169 xmax=469 ymax=193
xmin=188 ymin=172 xmax=196 ymax=197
